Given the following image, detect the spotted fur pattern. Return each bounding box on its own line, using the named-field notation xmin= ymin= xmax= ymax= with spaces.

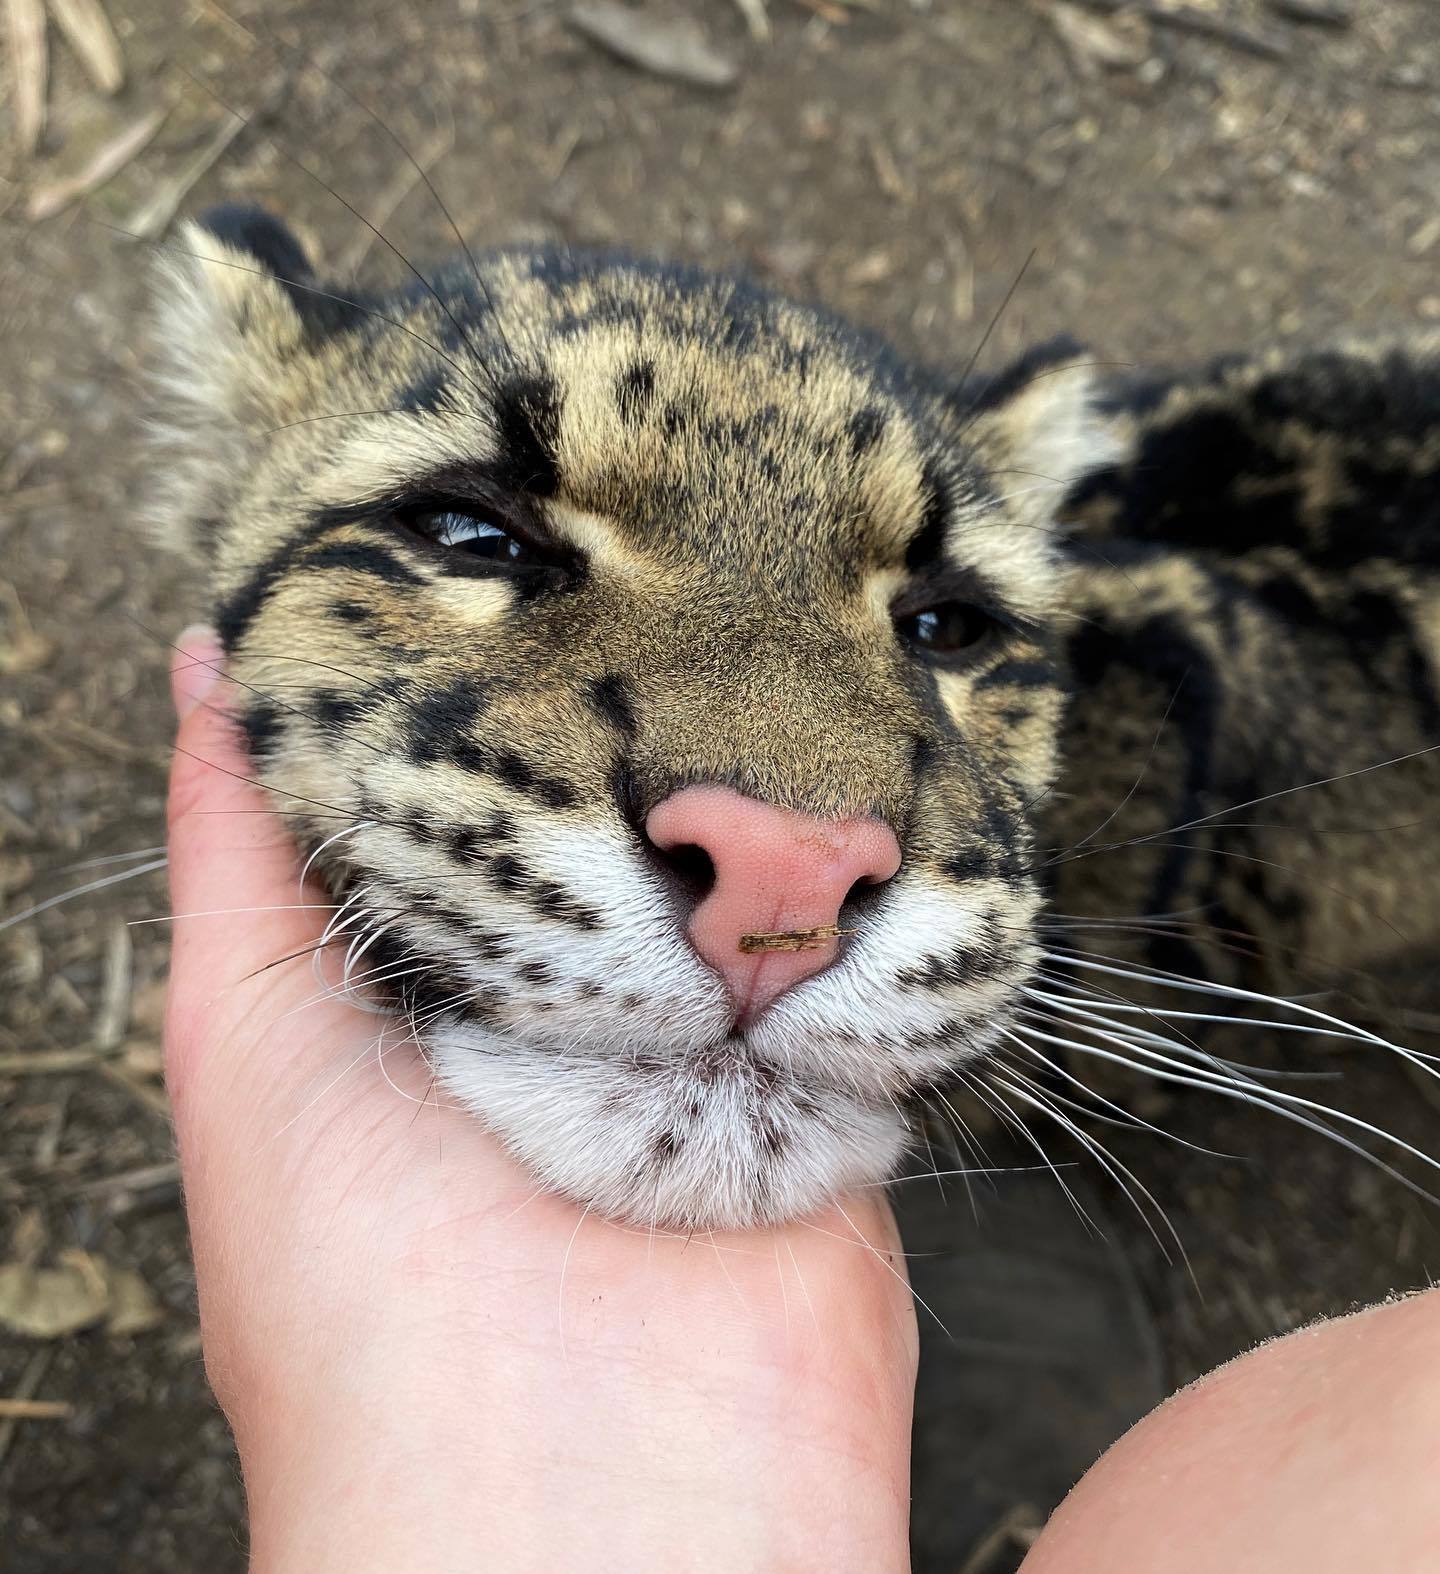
xmin=145 ymin=207 xmax=1440 ymax=1226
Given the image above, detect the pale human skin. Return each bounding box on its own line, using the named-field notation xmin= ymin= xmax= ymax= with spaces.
xmin=166 ymin=627 xmax=1440 ymax=1573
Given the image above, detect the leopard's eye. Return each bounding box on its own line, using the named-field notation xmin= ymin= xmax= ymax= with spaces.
xmin=410 ymin=509 xmax=529 ymax=563
xmin=895 ymin=603 xmax=998 ymax=657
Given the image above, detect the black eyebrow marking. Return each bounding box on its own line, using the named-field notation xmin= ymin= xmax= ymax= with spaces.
xmin=491 ymin=372 xmax=563 ymax=498
xmin=905 ymin=461 xmax=950 ymax=570
xmin=215 ymin=513 xmax=356 ymax=651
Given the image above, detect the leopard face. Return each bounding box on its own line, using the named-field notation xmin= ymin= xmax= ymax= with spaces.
xmin=146 ymin=206 xmax=1115 ymax=1228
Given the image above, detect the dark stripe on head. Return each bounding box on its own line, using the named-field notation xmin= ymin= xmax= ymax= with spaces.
xmin=449 ymin=742 xmax=579 ymax=810
xmin=329 ymin=600 xmax=375 ymax=626
xmin=301 ymin=538 xmax=426 ymax=588
xmin=847 ymin=406 xmax=886 ymax=458
xmin=906 ymin=463 xmax=950 ymax=570
xmin=493 ymin=373 xmax=563 ymax=497
xmin=589 ymin=673 xmax=639 ymax=739
xmin=401 ymin=368 xmax=452 ymax=415
xmin=973 ymin=658 xmax=1058 ymax=691
xmin=616 ymin=360 xmax=656 ymax=426
xmin=215 ymin=515 xmax=351 ymax=651
xmin=406 ymin=674 xmax=491 ymax=765
xmin=240 ymin=697 xmax=283 ymax=763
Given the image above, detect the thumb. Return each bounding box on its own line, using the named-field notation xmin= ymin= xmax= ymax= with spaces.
xmin=164 ymin=627 xmax=335 ymax=1105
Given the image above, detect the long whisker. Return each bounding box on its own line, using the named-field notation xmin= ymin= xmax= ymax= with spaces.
xmin=1 ymin=857 xmax=169 ymax=933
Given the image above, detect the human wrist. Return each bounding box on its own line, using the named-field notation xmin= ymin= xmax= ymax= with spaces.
xmin=233 ymin=1197 xmax=916 ymax=1573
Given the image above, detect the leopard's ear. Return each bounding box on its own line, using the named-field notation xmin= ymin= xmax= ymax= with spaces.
xmin=959 ymin=338 xmax=1125 ymax=528
xmin=141 ymin=205 xmax=318 ymax=557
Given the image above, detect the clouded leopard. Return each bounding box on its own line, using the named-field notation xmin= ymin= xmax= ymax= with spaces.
xmin=144 ymin=204 xmax=1440 ymax=1229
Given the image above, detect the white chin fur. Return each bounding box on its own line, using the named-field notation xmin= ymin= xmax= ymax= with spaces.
xmin=430 ymin=1021 xmax=908 ymax=1230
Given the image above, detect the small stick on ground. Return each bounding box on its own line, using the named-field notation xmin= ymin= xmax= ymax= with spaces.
xmin=46 ymin=0 xmax=124 ymax=96
xmin=126 ymin=108 xmax=247 ymax=239
xmin=0 ymin=1347 xmax=54 ymax=1469
xmin=93 ymin=918 xmax=132 ymax=1052
xmin=27 ymin=103 xmax=168 ymax=222
xmin=0 ymin=1398 xmax=72 ymax=1421
xmin=731 ymin=0 xmax=770 ymax=42
xmin=5 ymin=0 xmax=48 ymax=156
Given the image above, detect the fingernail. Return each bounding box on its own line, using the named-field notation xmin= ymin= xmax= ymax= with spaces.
xmin=172 ymin=625 xmax=225 ymax=720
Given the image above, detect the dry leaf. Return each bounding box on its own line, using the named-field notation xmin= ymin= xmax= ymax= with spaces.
xmin=0 ymin=1261 xmax=109 ymax=1338
xmin=26 ymin=103 xmax=167 ymax=222
xmin=47 ymin=0 xmax=124 ymax=95
xmin=5 ymin=0 xmax=48 ymax=155
xmin=126 ymin=108 xmax=247 ymax=239
xmin=1047 ymin=1 xmax=1150 ymax=74
xmin=0 ymin=1252 xmax=163 ymax=1339
xmin=567 ymin=3 xmax=738 ymax=89
xmin=103 ymin=1266 xmax=163 ymax=1337
xmin=10 ymin=1208 xmax=46 ymax=1268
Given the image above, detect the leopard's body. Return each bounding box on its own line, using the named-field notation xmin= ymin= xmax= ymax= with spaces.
xmin=146 ymin=206 xmax=1440 ymax=1228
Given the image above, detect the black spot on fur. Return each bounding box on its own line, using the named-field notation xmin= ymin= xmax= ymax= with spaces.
xmin=760 ymin=1121 xmax=788 ymax=1158
xmin=493 ymin=373 xmax=562 ymax=497
xmin=612 ymin=762 xmax=647 ymax=836
xmin=943 ymin=845 xmax=995 ymax=883
xmin=974 ymin=659 xmax=1057 ymax=691
xmin=400 ymin=368 xmax=451 ymax=415
xmin=589 ymin=674 xmax=639 ymax=739
xmin=517 ymin=960 xmax=553 ymax=985
xmin=538 ymin=776 xmax=579 ymax=809
xmin=240 ymin=698 xmax=283 ymax=763
xmin=469 ymin=929 xmax=509 ymax=963
xmin=847 ymin=406 xmax=886 ymax=458
xmin=910 ymin=734 xmax=940 ymax=777
xmin=531 ymin=880 xmax=603 ymax=930
xmin=446 ymin=826 xmax=487 ymax=864
xmin=616 ymin=359 xmax=656 ymax=425
xmin=896 ymin=937 xmax=1012 ymax=991
xmin=406 ymin=675 xmax=491 ymax=765
xmin=311 ymin=689 xmax=378 ymax=734
xmin=329 ymin=600 xmax=374 ymax=626
xmin=404 ymin=814 xmax=442 ymax=847
xmin=489 ymin=854 xmax=530 ymax=893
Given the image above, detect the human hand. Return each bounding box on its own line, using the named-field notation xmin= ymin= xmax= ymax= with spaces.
xmin=163 ymin=627 xmax=918 ymax=1573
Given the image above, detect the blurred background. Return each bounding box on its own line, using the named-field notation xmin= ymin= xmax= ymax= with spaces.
xmin=3 ymin=0 xmax=1440 ymax=1568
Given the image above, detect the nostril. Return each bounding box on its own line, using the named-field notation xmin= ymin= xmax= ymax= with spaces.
xmin=644 ymin=836 xmax=717 ymax=910
xmin=838 ymin=869 xmax=894 ymax=929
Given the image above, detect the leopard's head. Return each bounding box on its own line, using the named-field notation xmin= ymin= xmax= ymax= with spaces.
xmin=147 ymin=206 xmax=1116 ymax=1228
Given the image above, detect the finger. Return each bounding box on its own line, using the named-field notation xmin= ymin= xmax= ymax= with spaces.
xmin=165 ymin=626 xmax=336 ymax=1092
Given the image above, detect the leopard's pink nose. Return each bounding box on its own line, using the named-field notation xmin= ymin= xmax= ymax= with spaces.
xmin=645 ymin=785 xmax=902 ymax=1024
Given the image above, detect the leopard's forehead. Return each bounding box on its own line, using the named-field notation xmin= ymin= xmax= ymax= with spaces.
xmin=291 ymin=250 xmax=981 ymax=559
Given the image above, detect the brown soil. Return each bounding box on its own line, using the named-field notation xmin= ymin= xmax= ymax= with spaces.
xmin=4 ymin=1 xmax=1440 ymax=1568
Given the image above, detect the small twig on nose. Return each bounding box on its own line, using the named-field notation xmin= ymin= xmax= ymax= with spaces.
xmin=738 ymin=924 xmax=853 ymax=954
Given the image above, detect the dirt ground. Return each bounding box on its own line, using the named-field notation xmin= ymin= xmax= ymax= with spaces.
xmin=4 ymin=0 xmax=1440 ymax=1568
